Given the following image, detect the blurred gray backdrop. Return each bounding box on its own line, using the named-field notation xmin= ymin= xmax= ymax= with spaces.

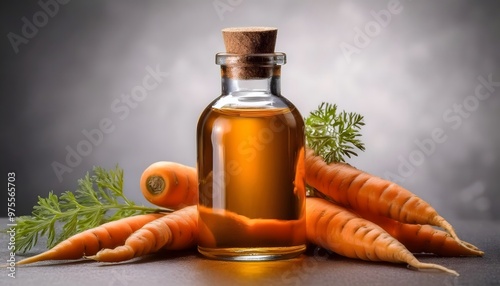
xmin=1 ymin=0 xmax=499 ymax=220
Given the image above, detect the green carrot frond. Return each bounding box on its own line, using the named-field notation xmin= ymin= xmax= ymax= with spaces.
xmin=305 ymin=102 xmax=366 ymax=164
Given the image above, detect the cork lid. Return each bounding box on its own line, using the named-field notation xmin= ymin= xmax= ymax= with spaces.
xmin=222 ymin=27 xmax=277 ymax=54
xmin=219 ymin=27 xmax=282 ymax=79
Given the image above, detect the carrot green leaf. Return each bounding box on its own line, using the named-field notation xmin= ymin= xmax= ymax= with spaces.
xmin=305 ymin=102 xmax=366 ymax=164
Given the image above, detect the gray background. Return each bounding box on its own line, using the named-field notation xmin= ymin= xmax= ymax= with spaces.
xmin=1 ymin=0 xmax=499 ymax=220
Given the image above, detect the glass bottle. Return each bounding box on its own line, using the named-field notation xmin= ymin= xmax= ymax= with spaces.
xmin=196 ymin=31 xmax=306 ymax=261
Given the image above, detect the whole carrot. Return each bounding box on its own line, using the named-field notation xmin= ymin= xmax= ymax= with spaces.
xmin=357 ymin=211 xmax=484 ymax=257
xmin=305 ymin=149 xmax=464 ymax=244
xmin=15 ymin=213 xmax=164 ymax=266
xmin=87 ymin=205 xmax=197 ymax=262
xmin=140 ymin=161 xmax=198 ymax=210
xmin=306 ymin=197 xmax=459 ymax=275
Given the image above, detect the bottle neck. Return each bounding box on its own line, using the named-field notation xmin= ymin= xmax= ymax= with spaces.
xmin=216 ymin=53 xmax=285 ymax=97
xmin=221 ymin=74 xmax=281 ymax=96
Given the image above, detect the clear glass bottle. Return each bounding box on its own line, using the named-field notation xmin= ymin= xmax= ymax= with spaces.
xmin=196 ymin=51 xmax=306 ymax=261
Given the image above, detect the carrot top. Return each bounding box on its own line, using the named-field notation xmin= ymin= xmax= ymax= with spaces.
xmin=305 ymin=102 xmax=365 ymax=164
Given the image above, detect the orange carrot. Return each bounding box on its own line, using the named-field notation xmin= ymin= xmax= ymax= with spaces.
xmin=87 ymin=205 xmax=197 ymax=262
xmin=306 ymin=197 xmax=459 ymax=275
xmin=356 ymin=211 xmax=484 ymax=257
xmin=15 ymin=213 xmax=164 ymax=265
xmin=305 ymin=149 xmax=466 ymax=246
xmin=140 ymin=161 xmax=198 ymax=210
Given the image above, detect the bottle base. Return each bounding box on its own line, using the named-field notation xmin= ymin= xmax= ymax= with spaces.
xmin=198 ymin=245 xmax=306 ymax=261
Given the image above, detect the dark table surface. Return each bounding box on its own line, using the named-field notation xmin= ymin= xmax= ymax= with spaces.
xmin=1 ymin=218 xmax=499 ymax=286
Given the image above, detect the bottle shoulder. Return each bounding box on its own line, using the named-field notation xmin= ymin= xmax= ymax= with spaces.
xmin=197 ymin=93 xmax=304 ymax=132
xmin=209 ymin=93 xmax=299 ymax=111
xmin=197 ymin=95 xmax=303 ymax=127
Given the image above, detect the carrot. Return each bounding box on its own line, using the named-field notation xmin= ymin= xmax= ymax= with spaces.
xmin=87 ymin=205 xmax=197 ymax=262
xmin=305 ymin=148 xmax=467 ymax=246
xmin=356 ymin=211 xmax=484 ymax=257
xmin=140 ymin=161 xmax=198 ymax=210
xmin=15 ymin=213 xmax=164 ymax=266
xmin=306 ymin=197 xmax=459 ymax=275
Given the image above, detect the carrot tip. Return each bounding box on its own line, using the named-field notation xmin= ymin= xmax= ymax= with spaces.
xmin=83 ymin=255 xmax=97 ymax=261
xmin=407 ymin=263 xmax=459 ymax=276
xmin=459 ymin=240 xmax=483 ymax=252
xmin=10 ymin=253 xmax=48 ymax=266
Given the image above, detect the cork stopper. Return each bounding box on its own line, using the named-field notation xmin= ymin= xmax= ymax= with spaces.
xmin=222 ymin=27 xmax=277 ymax=54
xmin=219 ymin=27 xmax=282 ymax=79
